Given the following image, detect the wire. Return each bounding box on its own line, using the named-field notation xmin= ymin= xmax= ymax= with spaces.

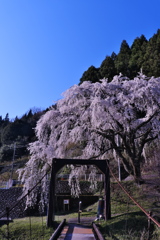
xmin=106 ymin=160 xmax=160 ymax=228
xmin=0 ymin=170 xmax=50 ymax=219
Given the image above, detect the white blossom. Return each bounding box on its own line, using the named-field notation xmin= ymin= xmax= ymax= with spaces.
xmin=18 ymin=73 xmax=160 ymax=208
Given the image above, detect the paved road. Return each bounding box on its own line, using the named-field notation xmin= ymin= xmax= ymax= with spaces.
xmin=58 ymin=223 xmax=96 ymax=240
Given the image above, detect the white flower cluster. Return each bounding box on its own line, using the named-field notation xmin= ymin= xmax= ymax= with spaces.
xmin=18 ymin=73 xmax=160 ymax=208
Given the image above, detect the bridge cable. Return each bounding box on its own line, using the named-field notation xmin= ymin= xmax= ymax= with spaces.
xmin=0 ymin=169 xmax=50 ymax=219
xmin=106 ymin=160 xmax=160 ymax=228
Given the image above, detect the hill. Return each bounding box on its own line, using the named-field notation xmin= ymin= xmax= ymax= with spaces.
xmin=0 ymin=29 xmax=160 ymax=208
xmin=0 ymin=108 xmax=48 ymax=181
xmin=79 ymin=29 xmax=160 ymax=84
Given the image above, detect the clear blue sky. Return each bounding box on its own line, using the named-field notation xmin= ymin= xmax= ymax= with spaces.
xmin=0 ymin=0 xmax=159 ymax=120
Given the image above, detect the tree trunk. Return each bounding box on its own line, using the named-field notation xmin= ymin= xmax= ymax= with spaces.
xmin=132 ymin=160 xmax=144 ymax=184
xmin=120 ymin=155 xmax=144 ymax=184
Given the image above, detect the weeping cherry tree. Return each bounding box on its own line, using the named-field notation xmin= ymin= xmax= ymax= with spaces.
xmin=18 ymin=72 xmax=160 ymax=208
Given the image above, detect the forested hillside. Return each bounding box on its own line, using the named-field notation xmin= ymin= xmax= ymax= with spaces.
xmin=0 ymin=109 xmax=46 ymax=172
xmin=79 ymin=29 xmax=160 ymax=84
xmin=0 ymin=29 xmax=160 ymax=181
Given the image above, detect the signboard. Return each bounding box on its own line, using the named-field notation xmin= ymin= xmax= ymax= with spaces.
xmin=63 ymin=199 xmax=69 ymax=211
xmin=63 ymin=199 xmax=69 ymax=204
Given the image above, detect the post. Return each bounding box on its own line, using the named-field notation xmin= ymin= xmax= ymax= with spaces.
xmin=6 ymin=207 xmax=10 ymax=240
xmin=118 ymin=157 xmax=121 ymax=181
xmin=78 ymin=201 xmax=82 ymax=223
xmin=148 ymin=211 xmax=154 ymax=240
xmin=104 ymin=161 xmax=111 ymax=220
xmin=47 ymin=163 xmax=56 ymax=227
xmin=78 ymin=211 xmax=80 ymax=223
xmin=79 ymin=201 xmax=82 ymax=211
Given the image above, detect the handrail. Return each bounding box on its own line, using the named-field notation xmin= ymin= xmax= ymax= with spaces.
xmin=0 ymin=170 xmax=50 ymax=219
xmin=49 ymin=219 xmax=66 ymax=240
xmin=106 ymin=160 xmax=160 ymax=228
xmin=92 ymin=222 xmax=105 ymax=240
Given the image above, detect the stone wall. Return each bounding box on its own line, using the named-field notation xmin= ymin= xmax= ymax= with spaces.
xmin=0 ymin=181 xmax=103 ymax=219
xmin=0 ymin=188 xmax=26 ymax=219
xmin=56 ymin=181 xmax=104 ymax=195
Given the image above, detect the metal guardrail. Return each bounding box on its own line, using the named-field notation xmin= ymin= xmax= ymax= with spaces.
xmin=49 ymin=219 xmax=66 ymax=240
xmin=0 ymin=180 xmax=22 ymax=189
xmin=57 ymin=174 xmax=104 ymax=181
xmin=92 ymin=222 xmax=105 ymax=240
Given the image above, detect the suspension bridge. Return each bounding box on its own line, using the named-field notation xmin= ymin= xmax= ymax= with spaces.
xmin=0 ymin=159 xmax=159 ymax=239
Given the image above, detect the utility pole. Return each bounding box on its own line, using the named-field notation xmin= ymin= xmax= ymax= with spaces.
xmin=117 ymin=135 xmax=121 ymax=182
xmin=118 ymin=157 xmax=121 ymax=182
xmin=10 ymin=142 xmax=16 ymax=180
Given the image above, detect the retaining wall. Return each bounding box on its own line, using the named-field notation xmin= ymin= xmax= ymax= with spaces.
xmin=0 ymin=181 xmax=103 ymax=219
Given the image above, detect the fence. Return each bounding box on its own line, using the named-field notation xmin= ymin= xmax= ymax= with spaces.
xmin=0 ymin=180 xmax=22 ymax=189
xmin=57 ymin=173 xmax=104 ymax=181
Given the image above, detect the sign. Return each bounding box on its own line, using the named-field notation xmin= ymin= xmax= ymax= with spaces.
xmin=63 ymin=199 xmax=70 ymax=211
xmin=63 ymin=199 xmax=69 ymax=204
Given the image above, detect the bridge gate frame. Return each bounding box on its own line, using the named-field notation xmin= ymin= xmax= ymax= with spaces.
xmin=47 ymin=158 xmax=111 ymax=227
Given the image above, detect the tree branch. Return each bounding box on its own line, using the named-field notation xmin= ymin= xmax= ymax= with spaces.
xmin=135 ymin=111 xmax=158 ymax=132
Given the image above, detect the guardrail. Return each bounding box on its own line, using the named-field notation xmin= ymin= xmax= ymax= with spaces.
xmin=0 ymin=180 xmax=22 ymax=189
xmin=92 ymin=222 xmax=105 ymax=240
xmin=57 ymin=174 xmax=104 ymax=181
xmin=49 ymin=219 xmax=66 ymax=240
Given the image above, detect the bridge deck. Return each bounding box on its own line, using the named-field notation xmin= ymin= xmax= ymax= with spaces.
xmin=57 ymin=223 xmax=96 ymax=240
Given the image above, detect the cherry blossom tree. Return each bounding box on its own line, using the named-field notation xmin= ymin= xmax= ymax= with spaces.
xmin=18 ymin=72 xmax=160 ymax=207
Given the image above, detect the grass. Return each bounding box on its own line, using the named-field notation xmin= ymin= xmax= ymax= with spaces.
xmin=97 ymin=180 xmax=160 ymax=240
xmin=98 ymin=212 xmax=149 ymax=240
xmin=54 ymin=180 xmax=160 ymax=239
xmin=0 ymin=216 xmax=53 ymax=240
xmin=0 ymin=180 xmax=160 ymax=239
xmin=0 ymin=209 xmax=97 ymax=240
xmin=98 ymin=213 xmax=160 ymax=240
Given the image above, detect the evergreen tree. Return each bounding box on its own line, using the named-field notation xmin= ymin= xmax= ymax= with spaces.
xmin=115 ymin=40 xmax=131 ymax=77
xmin=129 ymin=35 xmax=148 ymax=78
xmin=4 ymin=113 xmax=9 ymax=122
xmin=111 ymin=52 xmax=117 ymax=61
xmin=0 ymin=116 xmax=3 ymax=146
xmin=79 ymin=29 xmax=160 ymax=85
xmin=100 ymin=53 xmax=117 ymax=81
xmin=79 ymin=65 xmax=101 ymax=84
xmin=27 ymin=109 xmax=33 ymax=118
xmin=0 ymin=116 xmax=3 ymax=125
xmin=1 ymin=120 xmax=34 ymax=145
xmin=150 ymin=29 xmax=160 ymax=77
xmin=142 ymin=29 xmax=160 ymax=77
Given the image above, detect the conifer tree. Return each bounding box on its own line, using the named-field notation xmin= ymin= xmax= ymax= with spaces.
xmin=79 ymin=65 xmax=101 ymax=84
xmin=115 ymin=40 xmax=131 ymax=77
xmin=129 ymin=35 xmax=148 ymax=78
xmin=100 ymin=54 xmax=117 ymax=81
xmin=143 ymin=29 xmax=160 ymax=77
